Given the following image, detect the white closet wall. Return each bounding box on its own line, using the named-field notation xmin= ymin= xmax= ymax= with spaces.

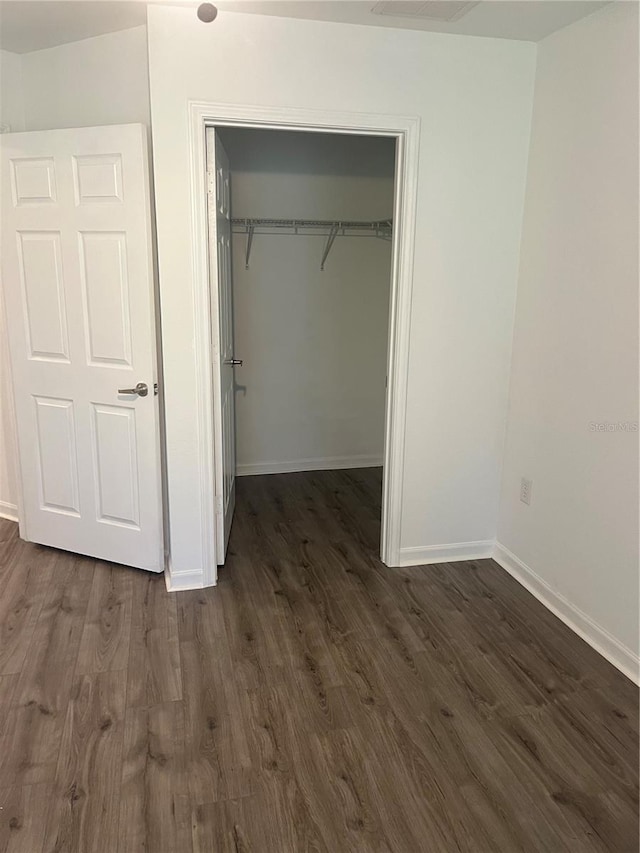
xmin=0 ymin=50 xmax=25 ymax=132
xmin=220 ymin=129 xmax=395 ymax=475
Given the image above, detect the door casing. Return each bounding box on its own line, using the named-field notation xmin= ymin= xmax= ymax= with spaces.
xmin=189 ymin=101 xmax=420 ymax=587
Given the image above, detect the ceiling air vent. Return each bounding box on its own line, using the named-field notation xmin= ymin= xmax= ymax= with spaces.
xmin=371 ymin=1 xmax=479 ymax=22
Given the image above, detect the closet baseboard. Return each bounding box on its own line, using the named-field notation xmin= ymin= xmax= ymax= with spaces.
xmin=237 ymin=455 xmax=383 ymax=477
xmin=399 ymin=540 xmax=495 ymax=566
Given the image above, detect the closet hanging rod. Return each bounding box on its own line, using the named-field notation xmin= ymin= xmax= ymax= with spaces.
xmin=230 ymin=217 xmax=393 ymax=270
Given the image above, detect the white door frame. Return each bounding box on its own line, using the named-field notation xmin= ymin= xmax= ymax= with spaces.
xmin=188 ymin=101 xmax=420 ymax=584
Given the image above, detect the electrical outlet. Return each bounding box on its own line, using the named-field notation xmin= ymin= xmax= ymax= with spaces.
xmin=520 ymin=477 xmax=532 ymax=506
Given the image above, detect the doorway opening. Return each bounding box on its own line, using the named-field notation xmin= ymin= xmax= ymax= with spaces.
xmin=209 ymin=126 xmax=396 ymax=566
xmin=190 ymin=103 xmax=419 ymax=585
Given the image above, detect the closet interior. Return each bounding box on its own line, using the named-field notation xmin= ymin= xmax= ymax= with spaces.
xmin=216 ymin=126 xmax=396 ymax=538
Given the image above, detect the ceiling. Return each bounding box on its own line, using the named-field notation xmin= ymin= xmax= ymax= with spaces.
xmin=214 ymin=0 xmax=611 ymax=41
xmin=0 ymin=1 xmax=145 ymax=52
xmin=0 ymin=0 xmax=611 ymax=54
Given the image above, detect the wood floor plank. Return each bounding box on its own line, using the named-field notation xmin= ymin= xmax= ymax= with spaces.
xmin=246 ymin=683 xmax=346 ymax=853
xmin=119 ymin=701 xmax=192 ymax=853
xmin=0 ymin=519 xmax=20 ymax=576
xmin=0 ymin=700 xmax=64 ymax=786
xmin=127 ymin=571 xmax=182 ymax=708
xmin=180 ymin=639 xmax=254 ymax=804
xmin=314 ymin=710 xmax=460 ymax=853
xmin=0 ymin=543 xmax=57 ymax=676
xmin=216 ymin=565 xmax=288 ymax=692
xmin=416 ymin=705 xmax=586 ymax=852
xmin=551 ymin=686 xmax=639 ymax=787
xmin=0 ymin=784 xmax=52 ymax=853
xmin=191 ymin=799 xmax=253 ymax=853
xmin=75 ymin=562 xmax=133 ymax=675
xmin=483 ymin=708 xmax=639 ymax=849
xmin=176 ymin=587 xmax=226 ymax=647
xmin=192 ymin=779 xmax=328 ymax=853
xmin=13 ymin=552 xmax=94 ymax=711
xmin=314 ymin=648 xmax=556 ymax=851
xmin=43 ymin=671 xmax=127 ymax=853
xmin=308 ymin=727 xmax=395 ymax=852
xmin=0 ymin=672 xmax=19 ymax=708
xmin=0 ymin=553 xmax=94 ymax=787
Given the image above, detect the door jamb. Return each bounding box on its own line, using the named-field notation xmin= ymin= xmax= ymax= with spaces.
xmin=188 ymin=102 xmax=420 ymax=586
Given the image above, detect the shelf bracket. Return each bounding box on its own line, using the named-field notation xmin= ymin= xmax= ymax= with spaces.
xmin=245 ymin=224 xmax=255 ymax=270
xmin=320 ymin=223 xmax=340 ymax=271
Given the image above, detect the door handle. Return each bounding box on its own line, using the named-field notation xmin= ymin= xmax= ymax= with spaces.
xmin=118 ymin=382 xmax=149 ymax=397
xmin=224 ymin=358 xmax=243 ymax=366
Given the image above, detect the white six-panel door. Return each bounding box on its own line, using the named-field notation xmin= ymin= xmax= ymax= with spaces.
xmin=206 ymin=129 xmax=237 ymax=564
xmin=0 ymin=124 xmax=163 ymax=571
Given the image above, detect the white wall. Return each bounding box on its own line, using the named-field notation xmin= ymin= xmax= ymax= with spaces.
xmin=219 ymin=128 xmax=394 ymax=474
xmin=0 ymin=50 xmax=24 ymax=517
xmin=0 ymin=27 xmax=151 ymax=518
xmin=0 ymin=49 xmax=25 ymax=133
xmin=20 ymin=26 xmax=150 ymax=130
xmin=496 ymin=3 xmax=639 ymax=677
xmin=147 ymin=6 xmax=536 ymax=582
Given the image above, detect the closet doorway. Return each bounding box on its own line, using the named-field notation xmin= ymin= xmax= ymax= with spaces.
xmin=192 ymin=104 xmax=419 ymax=580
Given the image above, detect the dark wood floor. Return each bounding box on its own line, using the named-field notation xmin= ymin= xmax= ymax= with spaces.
xmin=0 ymin=468 xmax=638 ymax=853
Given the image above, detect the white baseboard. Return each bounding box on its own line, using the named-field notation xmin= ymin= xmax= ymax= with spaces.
xmin=0 ymin=501 xmax=18 ymax=522
xmin=493 ymin=542 xmax=640 ymax=686
xmin=165 ymin=566 xmax=214 ymax=592
xmin=399 ymin=539 xmax=494 ymax=566
xmin=236 ymin=455 xmax=383 ymax=477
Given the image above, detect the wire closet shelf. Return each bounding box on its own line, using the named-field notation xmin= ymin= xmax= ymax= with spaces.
xmin=231 ymin=217 xmax=393 ymax=271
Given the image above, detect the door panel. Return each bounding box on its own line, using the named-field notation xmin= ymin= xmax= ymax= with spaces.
xmin=79 ymin=230 xmax=132 ymax=366
xmin=18 ymin=230 xmax=70 ymax=360
xmin=206 ymin=129 xmax=236 ymax=564
xmin=1 ymin=124 xmax=163 ymax=571
xmin=91 ymin=403 xmax=140 ymax=528
xmin=34 ymin=395 xmax=80 ymax=514
xmin=73 ymin=153 xmax=123 ymax=203
xmin=11 ymin=157 xmax=57 ymax=204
